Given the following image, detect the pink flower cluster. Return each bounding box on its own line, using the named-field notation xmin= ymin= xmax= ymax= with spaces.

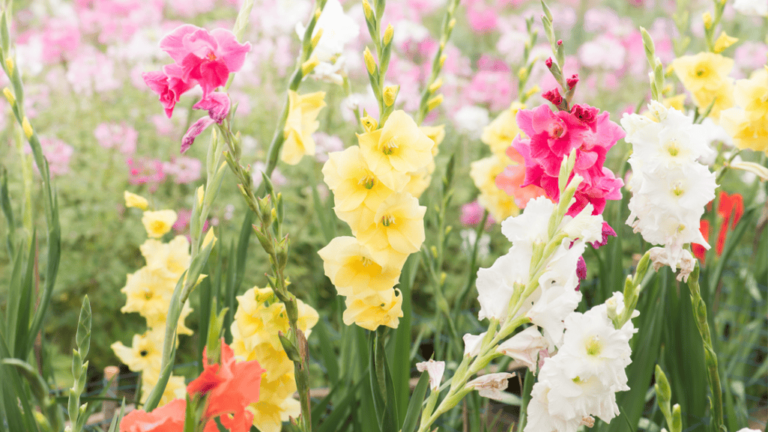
xmin=38 ymin=137 xmax=74 ymax=177
xmin=143 ymin=25 xmax=251 ymax=152
xmin=94 ymin=122 xmax=137 ymax=156
xmin=511 ymin=104 xmax=624 ymax=217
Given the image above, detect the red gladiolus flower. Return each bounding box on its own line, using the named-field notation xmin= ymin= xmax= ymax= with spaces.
xmin=188 ymin=340 xmax=265 ymax=432
xmin=120 ymin=398 xmax=185 ymax=432
xmin=693 ymin=219 xmax=710 ymax=262
xmin=715 ymin=191 xmax=744 ymax=255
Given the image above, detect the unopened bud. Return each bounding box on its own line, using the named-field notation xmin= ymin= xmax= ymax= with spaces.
xmin=301 ymin=56 xmax=319 ymax=76
xmin=383 ymin=85 xmax=398 ymax=107
xmin=22 ymin=117 xmax=33 ymax=139
xmin=428 ymin=78 xmax=443 ymax=93
xmin=383 ymin=24 xmax=394 ymax=45
xmin=3 ymin=87 xmax=14 ymax=105
xmin=4 ymin=57 xmax=12 ymax=77
xmin=196 ymin=186 xmax=205 ymax=207
xmin=654 ymin=365 xmax=672 ymax=402
xmin=518 ymin=67 xmax=528 ymax=81
xmin=361 ymin=115 xmax=378 ymax=132
xmin=713 ymin=31 xmax=738 ymax=54
xmin=449 ymin=18 xmax=456 ymax=29
xmin=362 ymin=0 xmax=374 ymax=21
xmin=557 ymin=39 xmax=563 ymax=46
xmin=311 ymin=29 xmax=323 ymax=48
xmin=566 ymin=73 xmax=579 ymax=89
xmin=314 ymin=7 xmax=321 ymax=20
xmin=545 ymin=57 xmax=553 ymax=69
xmin=702 ymin=12 xmax=713 ymax=29
xmin=203 ymin=228 xmax=217 ymax=248
xmin=439 ymin=54 xmax=447 ymax=68
xmin=363 ymin=47 xmax=377 ymax=75
xmin=427 ymin=94 xmax=443 ymax=111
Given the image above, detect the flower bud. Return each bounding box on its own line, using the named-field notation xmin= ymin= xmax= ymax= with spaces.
xmin=713 ymin=31 xmax=738 ymax=53
xmin=545 ymin=57 xmax=553 ymax=69
xmin=557 ymin=39 xmax=563 ymax=46
xmin=449 ymin=18 xmax=456 ymax=30
xmin=301 ymin=56 xmax=319 ymax=76
xmin=202 ymin=228 xmax=217 ymax=248
xmin=654 ymin=365 xmax=672 ymax=402
xmin=22 ymin=117 xmax=33 ymax=139
xmin=383 ymin=85 xmax=398 ymax=106
xmin=566 ymin=73 xmax=579 ymax=89
xmin=197 ymin=186 xmax=204 ymax=208
xmin=311 ymin=28 xmax=323 ymax=48
xmin=314 ymin=7 xmax=321 ymax=20
xmin=702 ymin=12 xmax=713 ymax=29
xmin=363 ymin=47 xmax=377 ymax=75
xmin=3 ymin=87 xmax=14 ymax=105
xmin=427 ymin=94 xmax=443 ymax=111
xmin=361 ymin=115 xmax=378 ymax=132
xmin=4 ymin=57 xmax=12 ymax=77
xmin=439 ymin=54 xmax=447 ymax=68
xmin=383 ymin=24 xmax=394 ymax=46
xmin=362 ymin=0 xmax=374 ymax=21
xmin=517 ymin=67 xmax=528 ymax=81
xmin=542 ymin=88 xmax=563 ymax=106
xmin=428 ymin=78 xmax=443 ymax=93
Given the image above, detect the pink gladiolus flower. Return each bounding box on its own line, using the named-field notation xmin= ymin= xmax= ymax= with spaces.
xmin=94 ymin=122 xmax=138 ymax=156
xmin=193 ymin=92 xmax=231 ymax=124
xmin=159 ymin=25 xmax=251 ymax=98
xmin=143 ymin=67 xmax=195 ymax=118
xmin=512 ymin=104 xmax=624 ymax=217
xmin=182 ymin=117 xmax=216 ymax=154
xmin=460 ymin=201 xmax=495 ymax=227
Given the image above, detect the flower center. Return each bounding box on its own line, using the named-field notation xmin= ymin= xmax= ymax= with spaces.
xmin=585 ymin=336 xmax=602 ymax=356
xmin=548 ymin=122 xmax=566 ymax=138
xmin=671 ymin=182 xmax=685 ymax=197
xmin=665 ymin=140 xmax=680 ymax=156
xmin=151 ymin=221 xmax=165 ymax=232
xmin=695 ymin=66 xmax=708 ymax=78
xmin=207 ymin=51 xmax=217 ymax=61
xmin=359 ymin=175 xmax=376 ymax=189
xmin=140 ymin=350 xmax=148 ymax=357
xmin=381 ymin=215 xmax=396 ymax=227
xmin=382 ymin=138 xmax=399 ymax=156
xmin=144 ymin=290 xmax=153 ymax=300
xmin=360 ymin=256 xmax=373 ymax=267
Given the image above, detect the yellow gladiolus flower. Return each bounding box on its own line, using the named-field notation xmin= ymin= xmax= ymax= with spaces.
xmin=281 ymin=91 xmax=326 ymax=165
xmin=420 ymin=124 xmax=446 ymax=157
xmin=470 ymin=155 xmax=520 ymax=221
xmin=111 ymin=329 xmax=165 ymax=373
xmin=145 ymin=300 xmax=194 ymax=336
xmin=124 ymin=191 xmax=148 ymax=210
xmin=713 ymin=31 xmax=738 ymax=54
xmin=120 ymin=267 xmax=174 ymax=320
xmin=403 ymin=164 xmax=432 ymax=199
xmin=318 ymin=236 xmax=401 ymax=297
xmin=142 ymin=210 xmax=177 ymax=238
xmin=357 ymin=192 xmax=426 ymax=267
xmin=140 ymin=371 xmax=186 ymax=407
xmin=720 ymin=70 xmax=768 ymax=152
xmin=343 ymin=289 xmax=404 ymax=331
xmin=249 ymin=373 xmax=301 ymax=432
xmin=671 ymin=52 xmax=734 ymax=118
xmin=482 ymin=102 xmax=524 ymax=158
xmin=322 ymin=146 xmax=394 ymax=214
xmin=140 ymin=236 xmax=190 ymax=281
xmin=358 ymin=110 xmax=434 ymax=192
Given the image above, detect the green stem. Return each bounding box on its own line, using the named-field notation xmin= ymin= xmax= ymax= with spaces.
xmin=687 ymin=263 xmax=724 ymax=430
xmin=516 ymin=369 xmax=535 ymax=432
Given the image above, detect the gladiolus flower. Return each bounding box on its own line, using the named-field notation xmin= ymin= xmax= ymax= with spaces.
xmin=124 ymin=191 xmax=148 ymax=210
xmin=120 ymin=398 xmax=185 ymax=432
xmin=357 ymin=192 xmax=426 ymax=267
xmin=317 ymin=236 xmax=401 ymax=296
xmin=281 ymin=91 xmax=327 ymax=165
xmin=142 ymin=210 xmax=178 ymax=238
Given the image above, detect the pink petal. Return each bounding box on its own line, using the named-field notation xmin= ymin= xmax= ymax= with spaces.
xmin=574 ymin=150 xmax=598 ymax=170
xmin=193 ymin=93 xmax=230 ymax=124
xmin=181 ymin=117 xmax=216 ymax=154
xmin=515 ymin=109 xmax=536 ymax=138
xmin=160 ymin=24 xmax=201 ymax=64
xmin=530 ymin=105 xmax=556 ymax=135
xmin=211 ymin=28 xmax=251 ymax=73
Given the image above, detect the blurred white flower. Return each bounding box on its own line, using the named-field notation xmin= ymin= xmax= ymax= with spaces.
xmin=733 ymin=0 xmax=768 ymax=16
xmin=452 ymin=105 xmax=489 ymax=138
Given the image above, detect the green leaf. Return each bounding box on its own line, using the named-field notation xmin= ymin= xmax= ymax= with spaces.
xmin=107 ymin=399 xmax=126 ymax=432
xmin=316 ymin=379 xmax=365 ymax=432
xmin=401 ymin=372 xmax=429 ymax=432
xmin=314 ymin=318 xmax=340 ymax=385
xmin=393 ymin=253 xmax=420 ymax=422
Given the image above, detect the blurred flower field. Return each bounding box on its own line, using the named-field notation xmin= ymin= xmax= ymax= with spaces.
xmin=0 ymin=0 xmax=766 ymax=431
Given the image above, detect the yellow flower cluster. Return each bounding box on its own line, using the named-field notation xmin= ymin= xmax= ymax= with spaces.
xmin=721 ymin=68 xmax=768 ymax=153
xmin=280 ymin=91 xmax=327 ymax=165
xmin=111 ymin=191 xmax=192 ymax=407
xmin=231 ymin=287 xmax=319 ymax=432
xmin=471 ymin=102 xmax=523 ymax=222
xmin=320 ymin=110 xmax=440 ymax=330
xmin=671 ymin=52 xmax=734 ymax=119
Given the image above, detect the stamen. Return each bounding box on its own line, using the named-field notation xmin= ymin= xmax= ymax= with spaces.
xmin=381 ymin=215 xmax=396 ymax=227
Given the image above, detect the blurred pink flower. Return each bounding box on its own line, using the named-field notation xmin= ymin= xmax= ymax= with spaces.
xmin=460 ymin=201 xmax=495 ymax=227
xmin=734 ymin=42 xmax=768 ymax=76
xmin=169 ymin=0 xmax=217 ymax=17
xmin=41 ymin=19 xmax=81 ymax=64
xmin=174 ymin=209 xmax=192 ymax=233
xmin=467 ymin=6 xmax=498 ymax=33
xmin=164 ymin=156 xmax=202 ymax=184
xmin=94 ymin=122 xmax=137 ymax=156
xmin=495 ymin=162 xmax=545 ymax=209
xmin=126 ymin=157 xmax=166 ymax=190
xmin=76 ymin=0 xmax=164 ymax=44
xmin=463 ymin=70 xmax=514 ymax=111
xmin=38 ymin=137 xmax=74 ymax=177
xmin=151 ymin=115 xmax=176 ymax=136
xmin=66 ymin=47 xmax=121 ymax=95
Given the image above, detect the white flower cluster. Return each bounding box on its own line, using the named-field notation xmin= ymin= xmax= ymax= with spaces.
xmin=473 ymin=196 xmax=603 ymax=351
xmin=296 ymin=0 xmax=359 ymax=85
xmin=622 ymin=101 xmax=717 ymax=281
xmin=466 ymin=195 xmax=639 ymax=431
xmin=526 ymin=292 xmax=637 ymax=432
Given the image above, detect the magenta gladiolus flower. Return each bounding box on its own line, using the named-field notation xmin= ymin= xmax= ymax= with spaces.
xmin=143 ymin=67 xmax=195 ymax=118
xmin=159 ymin=25 xmax=251 ymax=98
xmin=512 ymin=104 xmax=625 ymax=217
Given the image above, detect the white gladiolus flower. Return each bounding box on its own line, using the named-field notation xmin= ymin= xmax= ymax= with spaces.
xmin=733 ymin=0 xmax=768 ymax=16
xmin=497 ymin=326 xmax=548 ymax=372
xmin=416 ymin=360 xmax=445 ymax=391
xmin=526 ymin=279 xmax=582 ymax=350
xmin=467 ymin=372 xmax=515 ymax=401
xmin=463 ymin=332 xmax=486 ymax=357
xmin=501 ymin=196 xmax=555 ymax=245
xmin=297 ymin=0 xmax=359 ymax=62
xmin=476 ymin=245 xmax=531 ymax=321
xmin=622 ymin=101 xmax=717 ymax=275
